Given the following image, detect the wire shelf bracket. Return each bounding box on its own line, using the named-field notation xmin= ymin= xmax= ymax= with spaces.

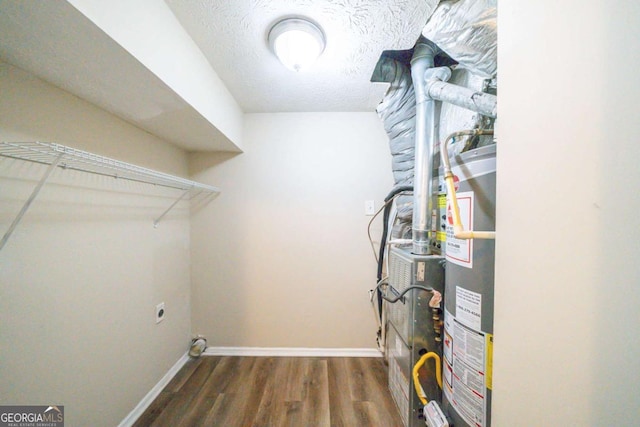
xmin=0 ymin=141 xmax=220 ymax=251
xmin=154 ymin=188 xmax=191 ymax=228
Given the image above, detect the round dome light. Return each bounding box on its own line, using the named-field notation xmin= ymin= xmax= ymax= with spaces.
xmin=268 ymin=18 xmax=326 ymax=72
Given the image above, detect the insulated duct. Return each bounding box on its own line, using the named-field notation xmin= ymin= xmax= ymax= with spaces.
xmin=438 ymin=68 xmax=491 ymax=158
xmin=422 ymin=0 xmax=497 ymax=79
xmin=428 ymin=79 xmax=496 ymax=118
xmin=374 ymin=58 xmax=416 ymax=222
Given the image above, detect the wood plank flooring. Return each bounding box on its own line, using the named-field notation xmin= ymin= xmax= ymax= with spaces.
xmin=133 ymin=356 xmax=404 ymax=427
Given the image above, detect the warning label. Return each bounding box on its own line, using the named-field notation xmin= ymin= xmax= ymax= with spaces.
xmin=438 ymin=194 xmax=447 ymax=209
xmin=437 ymin=194 xmax=447 ymax=244
xmin=389 ymin=357 xmax=409 ymax=427
xmin=389 ymin=333 xmax=410 ymax=427
xmin=443 ymin=309 xmax=487 ymax=427
xmin=443 ymin=309 xmax=454 ymax=403
xmin=456 ymin=287 xmax=482 ymax=331
xmin=486 ymin=334 xmax=494 ymax=390
xmin=445 ymin=191 xmax=474 ymax=268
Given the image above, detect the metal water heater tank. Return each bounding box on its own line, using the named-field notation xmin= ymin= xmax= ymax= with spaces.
xmin=441 ymin=144 xmax=496 ymax=427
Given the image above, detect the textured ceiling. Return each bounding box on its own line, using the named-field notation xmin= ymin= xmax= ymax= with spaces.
xmin=0 ymin=0 xmax=437 ymax=151
xmin=165 ymin=0 xmax=438 ymax=112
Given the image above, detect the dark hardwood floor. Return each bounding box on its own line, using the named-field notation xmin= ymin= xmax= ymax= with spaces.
xmin=133 ymin=356 xmax=404 ymax=427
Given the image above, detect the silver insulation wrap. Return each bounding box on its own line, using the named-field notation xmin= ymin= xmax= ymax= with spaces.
xmin=375 ymin=58 xmax=416 ymax=221
xmin=422 ymin=0 xmax=497 ymax=78
xmin=438 ymin=69 xmax=488 ymax=158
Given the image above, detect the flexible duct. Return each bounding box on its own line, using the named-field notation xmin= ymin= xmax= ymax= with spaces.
xmin=422 ymin=0 xmax=497 ymax=79
xmin=374 ymin=58 xmax=416 ymax=222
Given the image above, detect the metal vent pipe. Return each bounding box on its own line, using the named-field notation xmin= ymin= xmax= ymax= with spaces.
xmin=410 ymin=39 xmax=439 ymax=255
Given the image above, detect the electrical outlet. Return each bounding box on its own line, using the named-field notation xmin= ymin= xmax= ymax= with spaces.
xmin=156 ymin=302 xmax=165 ymax=324
xmin=365 ymin=200 xmax=375 ymax=216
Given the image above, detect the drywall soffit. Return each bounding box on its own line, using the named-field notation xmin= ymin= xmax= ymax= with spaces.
xmin=0 ymin=0 xmax=241 ymax=152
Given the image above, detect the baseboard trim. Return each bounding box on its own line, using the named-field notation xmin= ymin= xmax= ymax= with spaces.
xmin=118 ymin=351 xmax=190 ymax=427
xmin=203 ymin=347 xmax=382 ymax=358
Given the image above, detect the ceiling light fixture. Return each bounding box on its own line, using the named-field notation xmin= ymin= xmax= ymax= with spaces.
xmin=268 ymin=18 xmax=326 ymax=72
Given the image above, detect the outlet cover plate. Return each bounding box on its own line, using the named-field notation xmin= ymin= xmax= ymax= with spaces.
xmin=156 ymin=302 xmax=165 ymax=324
xmin=365 ymin=200 xmax=375 ymax=216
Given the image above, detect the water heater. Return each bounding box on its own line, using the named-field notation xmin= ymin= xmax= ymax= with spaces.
xmin=440 ymin=144 xmax=496 ymax=427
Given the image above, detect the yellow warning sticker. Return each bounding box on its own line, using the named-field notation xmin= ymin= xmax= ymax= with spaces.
xmin=438 ymin=194 xmax=447 ymax=208
xmin=436 ymin=231 xmax=446 ymax=242
xmin=486 ymin=334 xmax=493 ymax=390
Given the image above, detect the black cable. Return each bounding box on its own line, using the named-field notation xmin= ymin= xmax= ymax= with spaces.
xmin=377 ymin=185 xmax=413 ymax=280
xmin=377 ymin=282 xmax=434 ymax=304
xmin=376 ymin=185 xmax=413 ymax=320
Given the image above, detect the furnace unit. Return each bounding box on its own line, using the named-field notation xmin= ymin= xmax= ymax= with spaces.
xmin=386 ymin=247 xmax=444 ymax=427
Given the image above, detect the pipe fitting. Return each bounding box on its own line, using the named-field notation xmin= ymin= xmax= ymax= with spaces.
xmin=410 ymin=38 xmax=439 ymax=67
xmin=441 ymin=129 xmax=496 ymax=240
xmin=410 ymin=38 xmax=438 ymax=105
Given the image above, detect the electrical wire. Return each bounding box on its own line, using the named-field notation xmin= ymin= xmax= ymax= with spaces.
xmin=376 ymin=186 xmax=413 ymax=280
xmin=376 ymin=280 xmax=434 ymax=303
xmin=367 ymin=189 xmax=413 ymax=263
xmin=369 ymin=277 xmax=387 ymax=321
xmin=367 ymin=201 xmax=391 ymax=263
xmin=369 ymin=278 xmax=388 ymax=354
xmin=369 ymin=186 xmax=413 ymax=325
xmin=372 ymin=277 xmax=434 ymax=354
xmin=369 ymin=286 xmax=383 ymax=328
xmin=385 ymin=202 xmax=398 ymax=275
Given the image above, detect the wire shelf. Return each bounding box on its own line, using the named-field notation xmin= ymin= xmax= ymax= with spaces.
xmin=0 ymin=141 xmax=219 ymax=193
xmin=1 ymin=141 xmax=220 ymax=250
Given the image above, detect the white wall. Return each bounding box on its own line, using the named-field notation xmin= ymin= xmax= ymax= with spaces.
xmin=189 ymin=112 xmax=393 ymax=349
xmin=494 ymin=1 xmax=640 ymax=425
xmin=67 ymin=0 xmax=244 ymax=149
xmin=0 ymin=61 xmax=192 ymax=426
